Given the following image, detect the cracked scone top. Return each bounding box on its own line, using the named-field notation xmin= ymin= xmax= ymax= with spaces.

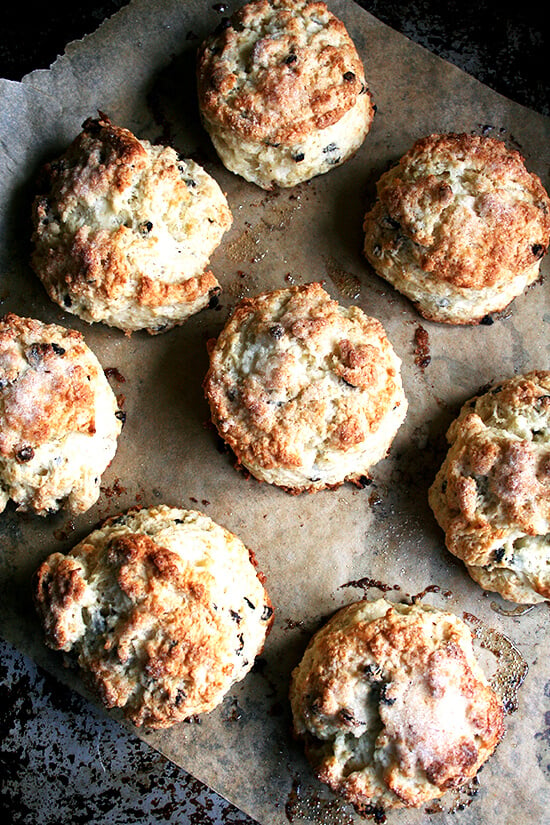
xmin=363 ymin=133 xmax=550 ymax=324
xmin=289 ymin=599 xmax=505 ymax=812
xmin=34 ymin=506 xmax=273 ymax=729
xmin=429 ymin=371 xmax=550 ymax=603
xmin=31 ymin=114 xmax=232 ymax=334
xmin=203 ymin=282 xmax=407 ymax=492
xmin=0 ymin=313 xmax=122 ymax=516
xmin=197 ymin=0 xmax=374 ymax=189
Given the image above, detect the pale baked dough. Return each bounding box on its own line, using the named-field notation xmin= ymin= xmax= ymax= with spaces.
xmin=0 ymin=313 xmax=122 ymax=516
xmin=363 ymin=133 xmax=550 ymax=324
xmin=290 ymin=598 xmax=505 ymax=812
xmin=429 ymin=371 xmax=550 ymax=603
xmin=31 ymin=114 xmax=232 ymax=333
xmin=34 ymin=505 xmax=273 ymax=728
xmin=203 ymin=282 xmax=407 ymax=492
xmin=197 ymin=0 xmax=374 ymax=189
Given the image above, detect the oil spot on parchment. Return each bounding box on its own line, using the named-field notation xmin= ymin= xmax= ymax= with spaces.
xmin=285 ymin=774 xmax=358 ymax=824
xmin=224 ymin=269 xmax=262 ymax=303
xmin=0 ymin=510 xmax=24 ymax=575
xmin=226 ymin=197 xmax=303 ymax=269
xmin=324 ymin=257 xmax=362 ymax=301
xmin=464 ymin=612 xmax=528 ymax=713
xmin=534 ymin=679 xmax=550 ymax=781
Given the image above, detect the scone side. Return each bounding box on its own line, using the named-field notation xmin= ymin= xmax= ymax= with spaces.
xmin=30 ymin=114 xmax=232 ymax=333
xmin=428 ymin=371 xmax=550 ymax=602
xmin=0 ymin=312 xmax=122 ymax=516
xmin=289 ymin=599 xmax=505 ymax=811
xmin=196 ymin=0 xmax=375 ymax=188
xmin=363 ymin=133 xmax=550 ymax=324
xmin=203 ymin=283 xmax=408 ymax=492
xmin=33 ymin=505 xmax=273 ymax=728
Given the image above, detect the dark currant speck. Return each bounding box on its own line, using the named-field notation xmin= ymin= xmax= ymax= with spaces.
xmin=214 ymin=17 xmax=231 ymax=34
xmin=383 ymin=216 xmax=401 ymax=230
xmin=174 ymin=687 xmax=187 ymax=707
xmin=16 ymin=445 xmax=34 ymax=463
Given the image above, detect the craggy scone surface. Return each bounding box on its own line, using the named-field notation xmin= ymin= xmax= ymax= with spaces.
xmin=197 ymin=0 xmax=374 ymax=187
xmin=0 ymin=313 xmax=122 ymax=516
xmin=363 ymin=133 xmax=550 ymax=323
xmin=290 ymin=599 xmax=504 ymax=811
xmin=34 ymin=506 xmax=273 ymax=728
xmin=203 ymin=282 xmax=407 ymax=492
xmin=31 ymin=114 xmax=232 ymax=333
xmin=429 ymin=371 xmax=550 ymax=603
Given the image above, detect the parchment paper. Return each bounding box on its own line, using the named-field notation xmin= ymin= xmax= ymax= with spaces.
xmin=1 ymin=2 xmax=549 ymax=823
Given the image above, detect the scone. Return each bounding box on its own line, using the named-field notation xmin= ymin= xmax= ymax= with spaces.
xmin=363 ymin=133 xmax=550 ymax=324
xmin=34 ymin=505 xmax=273 ymax=728
xmin=197 ymin=0 xmax=374 ymax=189
xmin=31 ymin=114 xmax=232 ymax=334
xmin=289 ymin=598 xmax=505 ymax=812
xmin=0 ymin=313 xmax=122 ymax=516
xmin=203 ymin=282 xmax=407 ymax=492
xmin=429 ymin=371 xmax=550 ymax=603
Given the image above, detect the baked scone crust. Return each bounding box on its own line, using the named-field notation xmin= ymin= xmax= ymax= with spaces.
xmin=429 ymin=371 xmax=550 ymax=603
xmin=363 ymin=133 xmax=550 ymax=324
xmin=203 ymin=282 xmax=407 ymax=492
xmin=290 ymin=599 xmax=505 ymax=811
xmin=197 ymin=0 xmax=374 ymax=188
xmin=31 ymin=114 xmax=232 ymax=333
xmin=34 ymin=506 xmax=273 ymax=728
xmin=0 ymin=313 xmax=122 ymax=515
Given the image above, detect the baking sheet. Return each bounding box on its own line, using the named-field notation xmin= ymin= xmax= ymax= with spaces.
xmin=1 ymin=2 xmax=549 ymax=823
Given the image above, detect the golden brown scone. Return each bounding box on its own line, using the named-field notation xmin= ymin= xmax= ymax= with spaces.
xmin=34 ymin=506 xmax=273 ymax=729
xmin=289 ymin=599 xmax=505 ymax=813
xmin=363 ymin=133 xmax=550 ymax=324
xmin=429 ymin=371 xmax=550 ymax=603
xmin=31 ymin=114 xmax=232 ymax=334
xmin=203 ymin=282 xmax=407 ymax=492
xmin=197 ymin=0 xmax=374 ymax=189
xmin=0 ymin=313 xmax=122 ymax=516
